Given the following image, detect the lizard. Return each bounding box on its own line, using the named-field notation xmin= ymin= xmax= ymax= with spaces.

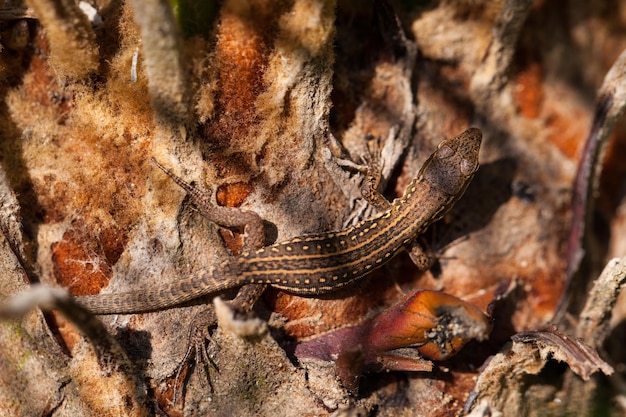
xmin=75 ymin=128 xmax=482 ymax=314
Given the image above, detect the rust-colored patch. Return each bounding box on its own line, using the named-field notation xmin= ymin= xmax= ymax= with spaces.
xmin=269 ymin=266 xmax=414 ymax=339
xmin=525 ymin=266 xmax=564 ymax=319
xmin=598 ymin=124 xmax=626 ymax=213
xmin=545 ymin=106 xmax=588 ymax=159
xmin=512 ymin=57 xmax=588 ymax=160
xmin=100 ymin=225 xmax=128 ymax=265
xmin=513 ymin=62 xmax=544 ymax=119
xmin=270 ymin=289 xmax=371 ymax=339
xmin=202 ymin=5 xmax=278 ymax=157
xmin=216 ymin=182 xmax=254 ymax=207
xmin=153 ymin=376 xmax=181 ymax=417
xmin=51 ymin=222 xmax=128 ymax=296
xmin=442 ymin=370 xmax=481 ymax=413
xmin=22 ymin=30 xmax=74 ymax=122
xmin=219 ymin=229 xmax=244 ymax=255
xmin=50 ymin=311 xmax=81 ymax=352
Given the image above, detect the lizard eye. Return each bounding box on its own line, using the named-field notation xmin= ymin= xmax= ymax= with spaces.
xmin=436 ymin=143 xmax=454 ymax=159
xmin=460 ymin=158 xmax=477 ymax=176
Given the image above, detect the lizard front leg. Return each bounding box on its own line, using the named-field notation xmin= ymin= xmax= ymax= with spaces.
xmin=358 ymin=148 xmax=434 ymax=270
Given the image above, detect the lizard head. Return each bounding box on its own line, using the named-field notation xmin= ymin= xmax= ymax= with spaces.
xmin=420 ymin=127 xmax=482 ymax=197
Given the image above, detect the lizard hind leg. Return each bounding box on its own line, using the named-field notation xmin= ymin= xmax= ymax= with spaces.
xmin=173 ymin=285 xmax=266 ymax=404
xmin=151 ymin=157 xmax=265 ymax=247
xmin=172 ymin=309 xmax=219 ymax=404
xmin=171 ymin=285 xmax=268 ymax=405
xmin=408 ymin=226 xmax=472 ymax=277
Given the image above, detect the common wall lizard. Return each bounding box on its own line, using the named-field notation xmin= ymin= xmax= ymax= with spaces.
xmin=76 ymin=128 xmax=482 ymax=314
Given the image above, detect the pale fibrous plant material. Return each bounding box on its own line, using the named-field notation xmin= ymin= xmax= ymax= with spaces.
xmin=1 ymin=1 xmax=626 ymax=416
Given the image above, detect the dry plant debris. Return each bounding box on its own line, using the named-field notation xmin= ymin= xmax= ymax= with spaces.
xmin=0 ymin=1 xmax=626 ymax=416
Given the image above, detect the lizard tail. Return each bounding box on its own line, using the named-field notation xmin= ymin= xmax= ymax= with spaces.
xmin=75 ymin=271 xmax=232 ymax=314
